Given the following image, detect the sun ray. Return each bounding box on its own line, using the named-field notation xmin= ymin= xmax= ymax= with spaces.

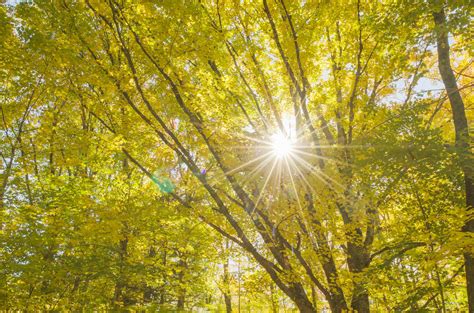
xmin=286 ymin=154 xmax=317 ymax=194
xmin=292 ymin=117 xmax=328 ymax=140
xmin=291 ymin=153 xmax=346 ymax=191
xmin=293 ymin=149 xmax=354 ymax=168
xmin=224 ymin=150 xmax=274 ymax=175
xmin=206 ymin=151 xmax=272 ymax=187
xmin=232 ymin=132 xmax=274 ymax=146
xmin=290 ymin=144 xmax=363 ymax=150
xmin=290 ymin=155 xmax=334 ymax=190
xmin=251 ymin=157 xmax=279 ymax=215
xmin=240 ymin=155 xmax=275 ymax=186
xmin=283 ymin=155 xmax=308 ymax=224
xmin=216 ymin=112 xmax=351 ymax=216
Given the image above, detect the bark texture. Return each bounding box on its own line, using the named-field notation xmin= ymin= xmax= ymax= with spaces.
xmin=433 ymin=8 xmax=474 ymax=313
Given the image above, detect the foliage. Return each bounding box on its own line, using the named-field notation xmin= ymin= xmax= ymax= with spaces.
xmin=0 ymin=0 xmax=472 ymax=311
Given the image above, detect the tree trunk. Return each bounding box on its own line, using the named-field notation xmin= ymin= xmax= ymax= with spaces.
xmin=270 ymin=283 xmax=278 ymax=313
xmin=143 ymin=246 xmax=156 ymax=302
xmin=311 ymin=285 xmax=318 ymax=312
xmin=224 ymin=293 xmax=232 ymax=313
xmin=113 ymin=238 xmax=128 ymax=307
xmin=351 ymin=289 xmax=370 ymax=313
xmin=223 ymin=259 xmax=232 ymax=313
xmin=177 ymin=258 xmax=187 ymax=310
xmin=177 ymin=294 xmax=185 ymax=310
xmin=159 ymin=250 xmax=167 ymax=305
xmin=348 ymin=242 xmax=370 ymax=313
xmin=433 ymin=9 xmax=474 ymax=313
xmin=287 ymin=283 xmax=316 ymax=312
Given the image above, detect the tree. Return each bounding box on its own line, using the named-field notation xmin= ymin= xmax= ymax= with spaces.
xmin=432 ymin=6 xmax=473 ymax=311
xmin=1 ymin=0 xmax=472 ymax=311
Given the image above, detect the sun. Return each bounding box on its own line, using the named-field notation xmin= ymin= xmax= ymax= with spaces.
xmin=220 ymin=112 xmax=349 ymax=218
xmin=270 ymin=132 xmax=294 ymax=159
xmin=224 ymin=112 xmax=340 ymax=210
xmin=221 ymin=112 xmax=345 ymax=216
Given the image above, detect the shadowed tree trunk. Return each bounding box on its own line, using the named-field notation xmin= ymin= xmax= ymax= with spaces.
xmin=143 ymin=246 xmax=156 ymax=302
xmin=113 ymin=237 xmax=128 ymax=307
xmin=348 ymin=240 xmax=370 ymax=313
xmin=270 ymin=283 xmax=279 ymax=313
xmin=160 ymin=249 xmax=167 ymax=305
xmin=433 ymin=8 xmax=474 ymax=313
xmin=223 ymin=259 xmax=232 ymax=313
xmin=176 ymin=258 xmax=187 ymax=310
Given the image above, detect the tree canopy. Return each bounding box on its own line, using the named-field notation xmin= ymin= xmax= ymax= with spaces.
xmin=0 ymin=0 xmax=472 ymax=311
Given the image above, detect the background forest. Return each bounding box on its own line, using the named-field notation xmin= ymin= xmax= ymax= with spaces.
xmin=0 ymin=0 xmax=473 ymax=312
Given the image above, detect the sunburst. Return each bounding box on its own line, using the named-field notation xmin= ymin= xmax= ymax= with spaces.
xmin=208 ymin=113 xmax=352 ymax=215
xmin=270 ymin=131 xmax=295 ymax=159
xmin=232 ymin=114 xmax=329 ymax=212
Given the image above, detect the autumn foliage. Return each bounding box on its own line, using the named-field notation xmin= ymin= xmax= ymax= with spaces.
xmin=0 ymin=1 xmax=472 ymax=311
